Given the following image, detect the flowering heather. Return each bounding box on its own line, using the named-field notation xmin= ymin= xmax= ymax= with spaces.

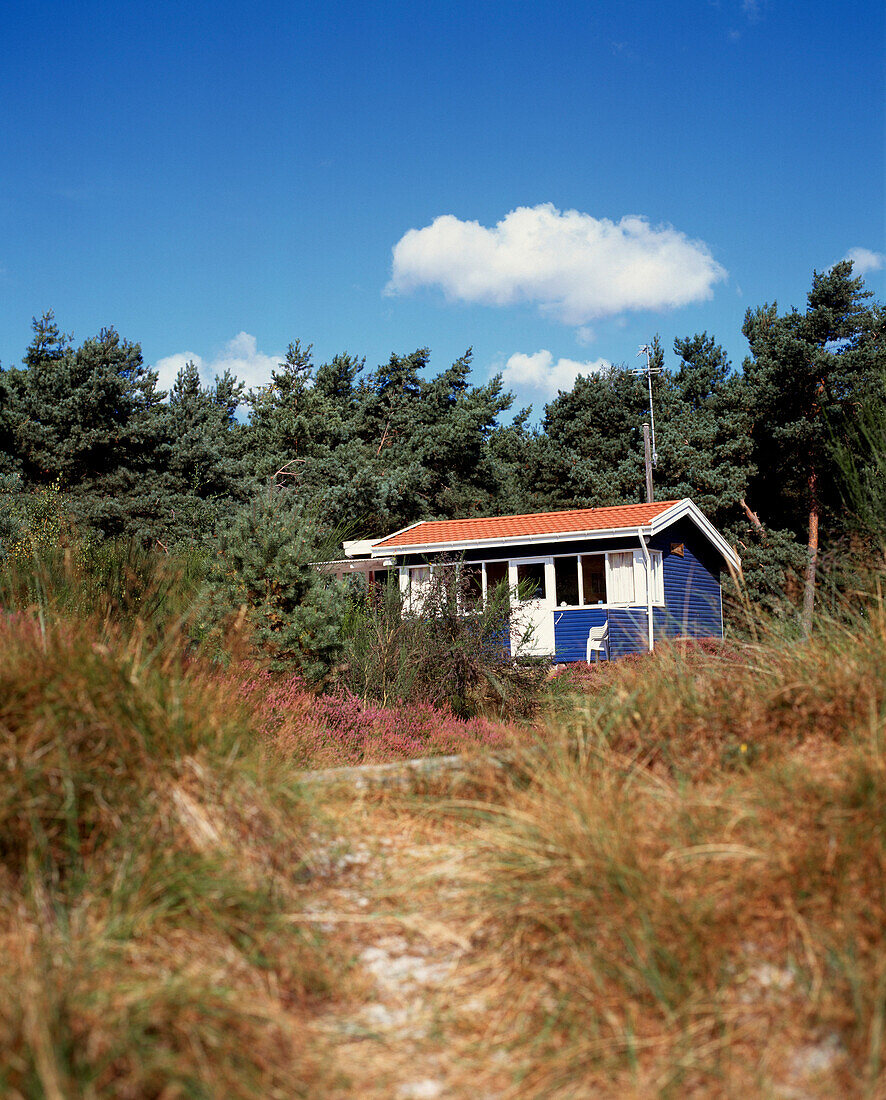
xmin=236 ymin=669 xmax=517 ymax=766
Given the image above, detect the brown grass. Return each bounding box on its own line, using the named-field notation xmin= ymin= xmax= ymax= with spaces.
xmin=0 ymin=613 xmax=350 ymax=1098
xmin=2 ymin=553 xmax=884 ymax=1097
xmin=445 ymin=606 xmax=886 ymax=1097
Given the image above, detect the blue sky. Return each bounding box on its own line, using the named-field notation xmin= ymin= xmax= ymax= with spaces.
xmin=1 ymin=0 xmax=883 ymax=417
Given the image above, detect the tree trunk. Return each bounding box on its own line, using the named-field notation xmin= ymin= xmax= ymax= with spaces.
xmin=802 ymin=468 xmax=819 ymax=635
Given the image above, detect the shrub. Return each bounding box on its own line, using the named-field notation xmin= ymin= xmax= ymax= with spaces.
xmin=236 ymin=667 xmax=518 ymax=767
xmin=203 ymin=488 xmax=346 ymax=682
xmin=338 ymin=561 xmax=548 ymax=719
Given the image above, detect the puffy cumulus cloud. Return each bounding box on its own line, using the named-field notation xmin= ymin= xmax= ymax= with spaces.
xmin=154 ymin=332 xmax=283 ymax=398
xmin=843 ymin=247 xmax=885 ymax=276
xmin=208 ymin=332 xmax=283 ymax=390
xmin=387 ymin=203 xmax=727 ymax=325
xmin=502 ymin=350 xmax=611 ymax=397
xmin=154 ymin=350 xmax=203 ymax=393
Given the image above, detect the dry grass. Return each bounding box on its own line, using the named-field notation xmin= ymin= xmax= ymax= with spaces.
xmin=2 ymin=544 xmax=884 ymax=1097
xmin=443 ymin=604 xmax=886 ymax=1097
xmin=0 ymin=613 xmax=350 ymax=1098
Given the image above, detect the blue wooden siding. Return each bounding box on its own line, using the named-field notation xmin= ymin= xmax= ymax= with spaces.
xmin=609 ymin=608 xmax=649 ymax=658
xmin=554 ymin=608 xmax=607 ymax=661
xmin=650 ymin=522 xmax=723 ymax=641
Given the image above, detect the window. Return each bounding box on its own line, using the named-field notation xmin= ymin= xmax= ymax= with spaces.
xmin=580 ymin=555 xmax=606 ymax=604
xmin=516 ymin=561 xmax=546 ymax=600
xmin=461 ymin=563 xmax=483 ymax=610
xmin=607 ymin=552 xmax=636 ymax=605
xmin=650 ymin=551 xmax=664 ymax=604
xmin=631 ymin=550 xmax=664 ymax=605
xmin=484 ymin=561 xmax=509 ymax=607
xmin=554 ymin=556 xmax=579 ymax=606
xmin=406 ymin=565 xmax=430 ymax=612
xmin=543 ymin=549 xmax=664 ymax=608
xmin=369 ymin=567 xmax=398 ymax=604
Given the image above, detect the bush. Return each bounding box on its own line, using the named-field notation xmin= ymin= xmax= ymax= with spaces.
xmin=338 ymin=561 xmax=548 ymax=719
xmin=203 ymin=488 xmax=346 ymax=682
xmin=236 ymin=667 xmax=519 ymax=766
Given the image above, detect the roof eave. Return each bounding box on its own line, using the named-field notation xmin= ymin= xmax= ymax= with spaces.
xmin=650 ymin=499 xmax=741 ymax=571
xmin=369 ymin=523 xmax=656 ymax=557
xmin=370 ymin=498 xmax=741 ymax=572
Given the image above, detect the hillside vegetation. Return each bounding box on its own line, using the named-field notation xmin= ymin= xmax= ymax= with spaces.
xmin=1 ymin=256 xmax=884 ymax=1094
xmin=0 ymin=546 xmax=882 ymax=1096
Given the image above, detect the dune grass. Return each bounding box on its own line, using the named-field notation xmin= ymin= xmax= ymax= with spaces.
xmin=2 ymin=538 xmax=884 ymax=1096
xmin=448 ymin=602 xmax=886 ymax=1097
xmin=0 ymin=611 xmax=349 ymax=1098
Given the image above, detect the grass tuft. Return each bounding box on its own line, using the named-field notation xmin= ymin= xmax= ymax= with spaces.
xmin=453 ymin=606 xmax=886 ymax=1096
xmin=0 ymin=612 xmax=346 ymax=1098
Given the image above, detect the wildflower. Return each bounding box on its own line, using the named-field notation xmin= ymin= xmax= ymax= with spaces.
xmin=740 ymin=743 xmax=748 ymax=754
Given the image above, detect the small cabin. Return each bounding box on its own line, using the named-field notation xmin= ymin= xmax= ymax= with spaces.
xmin=333 ymin=499 xmax=740 ymax=661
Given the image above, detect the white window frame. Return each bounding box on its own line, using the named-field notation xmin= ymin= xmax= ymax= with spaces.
xmin=606 ymin=551 xmax=636 ymax=606
xmin=399 ymin=548 xmax=665 ymax=613
xmin=631 ymin=549 xmax=664 ymax=607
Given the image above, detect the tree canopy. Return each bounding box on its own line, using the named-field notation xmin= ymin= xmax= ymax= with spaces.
xmin=1 ymin=263 xmax=883 ymax=619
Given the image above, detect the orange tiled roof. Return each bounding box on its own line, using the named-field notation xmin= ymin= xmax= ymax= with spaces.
xmin=373 ymin=500 xmax=681 ymax=550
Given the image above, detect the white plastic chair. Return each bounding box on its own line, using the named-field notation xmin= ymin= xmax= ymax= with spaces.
xmin=586 ymin=622 xmax=609 ymax=663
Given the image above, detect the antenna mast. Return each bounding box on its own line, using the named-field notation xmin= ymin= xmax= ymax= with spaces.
xmin=632 ymin=343 xmax=662 ymax=466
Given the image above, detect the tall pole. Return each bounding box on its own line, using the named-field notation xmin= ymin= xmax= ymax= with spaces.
xmin=633 ymin=344 xmax=662 ymax=500
xmin=638 ymin=344 xmax=658 ymax=466
xmin=642 ymin=423 xmax=654 ymax=503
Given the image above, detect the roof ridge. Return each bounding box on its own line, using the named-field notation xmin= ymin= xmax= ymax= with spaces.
xmin=405 ymin=499 xmax=679 ymax=527
xmin=371 ymin=500 xmax=685 ymax=551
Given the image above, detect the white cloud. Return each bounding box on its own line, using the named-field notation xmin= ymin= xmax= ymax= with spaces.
xmin=154 ymin=350 xmax=204 ymax=393
xmin=502 ymin=350 xmax=611 ymax=397
xmin=387 ymin=203 xmax=727 ymax=325
xmin=154 ymin=332 xmax=283 ymax=398
xmin=843 ymin=247 xmax=885 ymax=276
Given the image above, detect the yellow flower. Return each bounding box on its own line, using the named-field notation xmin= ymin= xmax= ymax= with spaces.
xmin=740 ymin=743 xmax=748 ymax=754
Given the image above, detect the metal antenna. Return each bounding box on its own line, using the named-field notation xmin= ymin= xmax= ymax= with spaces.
xmin=630 ymin=343 xmax=662 ymax=466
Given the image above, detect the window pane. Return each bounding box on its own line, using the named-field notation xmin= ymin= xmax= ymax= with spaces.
xmin=462 ymin=563 xmax=483 ymax=609
xmin=608 ymin=552 xmax=636 ymax=604
xmin=408 ymin=566 xmax=429 ymax=611
xmin=516 ymin=561 xmax=546 ymax=600
xmin=369 ymin=568 xmax=397 ymax=604
xmin=581 ymin=555 xmax=606 ymax=604
xmin=651 ymin=551 xmax=664 ymax=604
xmin=485 ymin=561 xmax=508 ymax=590
xmin=554 ymin=556 xmax=579 ymax=606
xmin=484 ymin=561 xmax=509 ymax=608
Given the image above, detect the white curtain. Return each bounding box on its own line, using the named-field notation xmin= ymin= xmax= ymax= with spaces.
xmin=630 ymin=550 xmax=664 ymax=605
xmin=608 ymin=552 xmax=636 ymax=604
xmin=408 ymin=566 xmax=430 ymax=612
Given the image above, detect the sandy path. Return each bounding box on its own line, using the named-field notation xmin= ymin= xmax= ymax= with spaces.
xmin=299 ymin=788 xmax=511 ymax=1100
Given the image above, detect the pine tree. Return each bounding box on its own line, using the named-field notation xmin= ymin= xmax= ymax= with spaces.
xmin=7 ymin=313 xmax=168 ymax=541
xmin=742 ymin=261 xmax=886 ymax=629
xmin=538 ymin=364 xmax=651 ymax=508
xmin=657 ymin=332 xmax=753 ymax=530
xmin=205 ymin=488 xmax=345 ymax=680
xmin=161 ymin=361 xmax=250 ymax=544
